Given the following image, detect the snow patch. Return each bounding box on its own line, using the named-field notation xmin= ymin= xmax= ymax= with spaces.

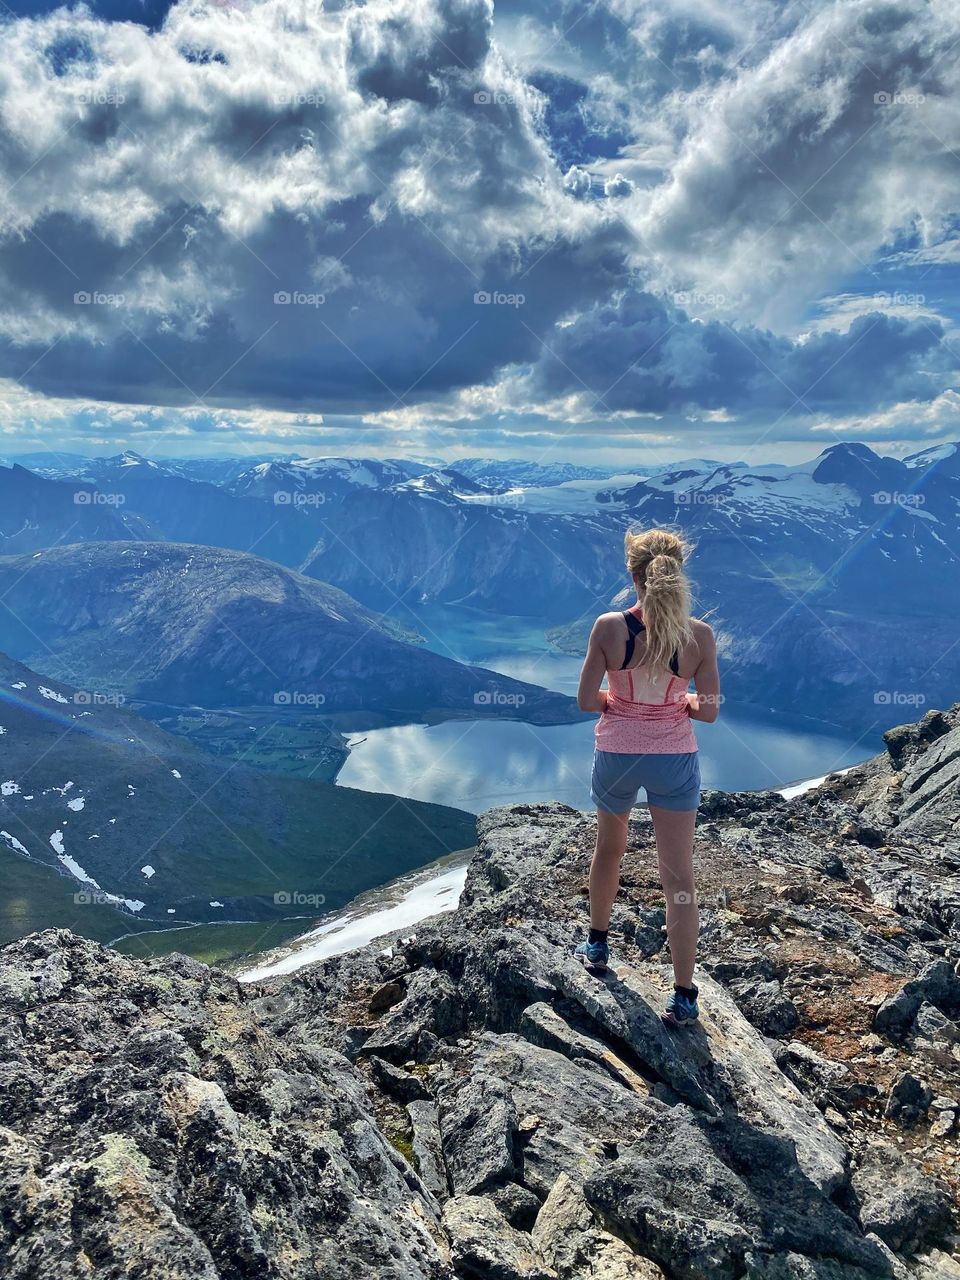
xmin=59 ymin=854 xmax=98 ymax=885
xmin=2 ymin=780 xmax=20 ymax=796
xmin=779 ymin=765 xmax=855 ymax=799
xmin=240 ymin=861 xmax=467 ymax=982
xmin=38 ymin=686 xmax=69 ymax=704
xmin=67 ymin=796 xmax=85 ymax=811
xmin=141 ymin=864 xmax=155 ymax=879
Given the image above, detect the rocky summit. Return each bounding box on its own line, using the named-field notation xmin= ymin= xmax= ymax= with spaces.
xmin=3 ymin=709 xmax=960 ymax=1278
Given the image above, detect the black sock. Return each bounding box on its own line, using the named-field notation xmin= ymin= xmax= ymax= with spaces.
xmin=588 ymin=927 xmax=608 ymax=945
xmin=675 ymin=983 xmax=698 ymax=1000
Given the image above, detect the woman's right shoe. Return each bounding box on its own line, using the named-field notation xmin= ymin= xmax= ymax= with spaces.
xmin=661 ymin=984 xmax=700 ymax=1027
xmin=574 ymin=938 xmax=609 ymax=974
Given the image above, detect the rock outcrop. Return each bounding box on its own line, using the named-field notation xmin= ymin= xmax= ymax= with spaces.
xmin=4 ymin=706 xmax=960 ymax=1277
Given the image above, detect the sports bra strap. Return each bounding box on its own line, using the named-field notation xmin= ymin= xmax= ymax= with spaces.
xmin=620 ymin=611 xmax=645 ymax=670
xmin=619 ymin=610 xmax=681 ymax=676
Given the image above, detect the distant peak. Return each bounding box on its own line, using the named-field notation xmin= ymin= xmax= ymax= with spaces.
xmin=815 ymin=442 xmax=878 ymax=461
xmin=903 ymin=441 xmax=960 ymax=467
xmin=110 ymin=450 xmax=160 ymax=469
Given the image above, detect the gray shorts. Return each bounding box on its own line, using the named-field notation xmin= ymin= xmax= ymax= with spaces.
xmin=591 ymin=749 xmax=701 ymax=814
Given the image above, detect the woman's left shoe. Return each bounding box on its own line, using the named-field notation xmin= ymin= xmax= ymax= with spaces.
xmin=574 ymin=938 xmax=609 ymax=974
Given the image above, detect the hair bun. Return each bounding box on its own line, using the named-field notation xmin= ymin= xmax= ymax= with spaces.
xmin=645 ymin=553 xmax=682 ymax=586
xmin=646 ymin=532 xmax=684 ymax=562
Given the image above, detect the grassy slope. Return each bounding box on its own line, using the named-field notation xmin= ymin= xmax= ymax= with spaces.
xmin=0 ymin=847 xmax=325 ymax=963
xmin=1 ymin=652 xmax=476 ymax=954
xmin=0 ymin=848 xmax=159 ymax=946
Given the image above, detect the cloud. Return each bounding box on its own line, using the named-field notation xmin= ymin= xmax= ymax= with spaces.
xmin=520 ymin=286 xmax=955 ymax=420
xmin=0 ymin=0 xmax=957 ymax=456
xmin=0 ymin=0 xmax=638 ymax=415
xmin=622 ymin=0 xmax=960 ymax=328
xmin=604 ymin=172 xmax=634 ymax=198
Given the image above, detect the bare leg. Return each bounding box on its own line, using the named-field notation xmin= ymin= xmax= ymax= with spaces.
xmin=589 ymin=809 xmax=630 ymax=930
xmin=649 ymin=805 xmax=699 ymax=988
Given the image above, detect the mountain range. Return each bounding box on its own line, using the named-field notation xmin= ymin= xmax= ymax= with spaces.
xmin=2 ymin=441 xmax=959 ymax=728
xmin=0 ymin=463 xmax=151 ymax=554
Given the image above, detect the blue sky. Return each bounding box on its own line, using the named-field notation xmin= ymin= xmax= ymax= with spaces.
xmin=0 ymin=0 xmax=958 ymax=464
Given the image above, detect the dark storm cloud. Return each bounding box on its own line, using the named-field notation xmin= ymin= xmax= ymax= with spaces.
xmin=525 ymin=288 xmax=954 ymax=418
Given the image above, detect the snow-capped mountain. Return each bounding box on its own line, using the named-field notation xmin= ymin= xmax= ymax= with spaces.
xmin=904 ymin=440 xmax=960 ymax=475
xmin=451 ymin=456 xmax=728 ymax=489
xmin=451 ymin=458 xmax=622 ymax=488
xmin=230 ymin=456 xmax=430 ymax=502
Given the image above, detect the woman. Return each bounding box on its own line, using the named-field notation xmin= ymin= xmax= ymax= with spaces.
xmin=575 ymin=528 xmax=720 ymax=1027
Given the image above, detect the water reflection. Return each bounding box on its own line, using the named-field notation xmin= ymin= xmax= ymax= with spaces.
xmin=338 ymin=713 xmax=872 ymax=813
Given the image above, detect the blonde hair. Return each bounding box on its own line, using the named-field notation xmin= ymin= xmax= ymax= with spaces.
xmin=624 ymin=528 xmax=693 ymax=675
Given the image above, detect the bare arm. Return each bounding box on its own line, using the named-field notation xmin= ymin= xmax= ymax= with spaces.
xmin=687 ymin=624 xmax=720 ymax=723
xmin=577 ymin=618 xmax=610 ymax=714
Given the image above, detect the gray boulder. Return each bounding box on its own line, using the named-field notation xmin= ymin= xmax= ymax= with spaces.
xmin=851 ymin=1145 xmax=953 ymax=1253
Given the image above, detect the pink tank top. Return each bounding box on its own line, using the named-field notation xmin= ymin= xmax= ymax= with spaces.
xmin=595 ymin=610 xmax=697 ymax=755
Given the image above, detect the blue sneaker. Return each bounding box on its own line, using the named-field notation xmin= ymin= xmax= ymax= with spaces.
xmin=662 ymin=984 xmax=700 ymax=1028
xmin=574 ymin=938 xmax=609 ymax=974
